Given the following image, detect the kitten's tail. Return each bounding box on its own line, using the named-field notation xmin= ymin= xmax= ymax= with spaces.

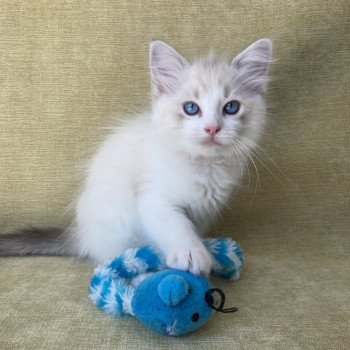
xmin=0 ymin=227 xmax=77 ymax=257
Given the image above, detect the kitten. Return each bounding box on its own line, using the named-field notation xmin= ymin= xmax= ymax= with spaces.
xmin=0 ymin=39 xmax=272 ymax=275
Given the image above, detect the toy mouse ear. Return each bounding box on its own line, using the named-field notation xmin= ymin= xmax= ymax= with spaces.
xmin=158 ymin=275 xmax=189 ymax=306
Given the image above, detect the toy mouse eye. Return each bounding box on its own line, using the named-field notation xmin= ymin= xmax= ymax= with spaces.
xmin=191 ymin=312 xmax=200 ymax=322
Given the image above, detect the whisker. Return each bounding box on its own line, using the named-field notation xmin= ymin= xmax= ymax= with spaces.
xmin=228 ymin=143 xmax=244 ymax=194
xmin=237 ymin=121 xmax=267 ymax=129
xmin=237 ymin=135 xmax=291 ymax=184
xmin=233 ymin=139 xmax=260 ymax=203
xmin=232 ymin=142 xmax=250 ymax=189
xmin=236 ymin=135 xmax=290 ymax=191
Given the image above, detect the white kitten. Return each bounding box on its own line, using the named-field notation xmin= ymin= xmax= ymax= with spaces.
xmin=74 ymin=39 xmax=272 ymax=275
xmin=0 ymin=39 xmax=272 ymax=276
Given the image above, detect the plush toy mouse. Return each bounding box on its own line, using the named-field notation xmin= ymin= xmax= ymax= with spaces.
xmin=89 ymin=237 xmax=244 ymax=336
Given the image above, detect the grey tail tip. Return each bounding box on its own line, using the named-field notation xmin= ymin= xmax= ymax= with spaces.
xmin=0 ymin=227 xmax=74 ymax=257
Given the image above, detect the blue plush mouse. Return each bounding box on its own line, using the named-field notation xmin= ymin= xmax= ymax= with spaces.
xmin=89 ymin=238 xmax=244 ymax=336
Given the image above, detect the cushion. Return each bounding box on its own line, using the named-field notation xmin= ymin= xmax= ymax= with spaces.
xmin=0 ymin=1 xmax=349 ymax=349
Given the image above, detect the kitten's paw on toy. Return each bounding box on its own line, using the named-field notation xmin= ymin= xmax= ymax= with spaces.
xmin=166 ymin=244 xmax=213 ymax=276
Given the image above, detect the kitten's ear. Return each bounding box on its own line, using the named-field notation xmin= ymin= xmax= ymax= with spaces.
xmin=150 ymin=40 xmax=189 ymax=97
xmin=231 ymin=38 xmax=272 ymax=95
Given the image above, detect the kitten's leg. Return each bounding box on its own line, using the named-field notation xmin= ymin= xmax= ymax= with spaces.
xmin=76 ymin=189 xmax=138 ymax=264
xmin=137 ymin=194 xmax=213 ymax=275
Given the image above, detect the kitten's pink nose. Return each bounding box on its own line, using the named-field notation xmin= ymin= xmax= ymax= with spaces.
xmin=204 ymin=126 xmax=221 ymax=136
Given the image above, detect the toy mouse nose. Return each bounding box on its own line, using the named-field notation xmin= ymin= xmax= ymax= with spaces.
xmin=158 ymin=275 xmax=189 ymax=306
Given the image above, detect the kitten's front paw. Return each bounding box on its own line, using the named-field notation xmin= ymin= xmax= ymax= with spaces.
xmin=166 ymin=243 xmax=213 ymax=276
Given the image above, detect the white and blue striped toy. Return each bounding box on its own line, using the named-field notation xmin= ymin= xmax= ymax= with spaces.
xmin=89 ymin=237 xmax=244 ymax=336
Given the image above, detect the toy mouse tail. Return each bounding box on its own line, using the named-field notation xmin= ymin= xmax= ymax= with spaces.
xmin=204 ymin=237 xmax=244 ymax=280
xmin=0 ymin=227 xmax=77 ymax=257
xmin=89 ymin=266 xmax=134 ymax=317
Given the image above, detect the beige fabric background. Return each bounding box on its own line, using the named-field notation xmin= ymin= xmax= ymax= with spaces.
xmin=0 ymin=1 xmax=349 ymax=349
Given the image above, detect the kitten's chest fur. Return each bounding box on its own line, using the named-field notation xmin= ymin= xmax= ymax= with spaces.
xmin=186 ymin=159 xmax=235 ymax=228
xmin=152 ymin=151 xmax=236 ymax=231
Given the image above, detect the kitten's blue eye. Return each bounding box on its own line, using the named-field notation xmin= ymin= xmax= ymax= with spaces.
xmin=223 ymin=100 xmax=240 ymax=115
xmin=183 ymin=102 xmax=200 ymax=116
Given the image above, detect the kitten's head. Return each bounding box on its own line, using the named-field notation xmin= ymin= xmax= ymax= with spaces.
xmin=149 ymin=39 xmax=272 ymax=158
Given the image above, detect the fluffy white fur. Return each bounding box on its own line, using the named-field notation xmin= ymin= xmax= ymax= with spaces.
xmin=74 ymin=39 xmax=272 ymax=275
